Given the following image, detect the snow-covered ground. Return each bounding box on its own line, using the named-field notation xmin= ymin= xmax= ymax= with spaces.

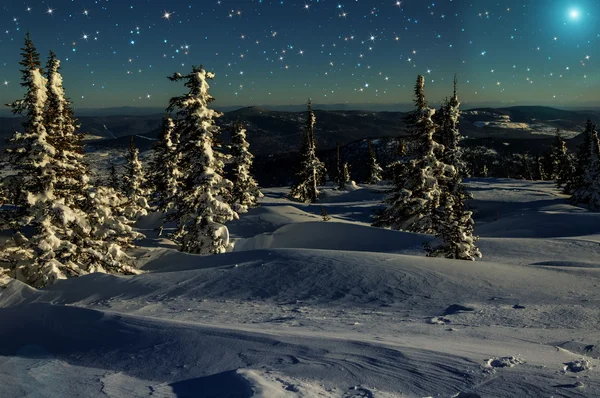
xmin=1 ymin=178 xmax=599 ymax=397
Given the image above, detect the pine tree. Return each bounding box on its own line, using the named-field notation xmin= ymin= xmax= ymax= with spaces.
xmin=568 ymin=120 xmax=595 ymax=195
xmin=148 ymin=116 xmax=182 ymax=214
xmin=290 ymin=99 xmax=326 ymax=202
xmin=439 ymin=76 xmax=468 ymax=178
xmin=536 ymin=156 xmax=547 ymax=181
xmin=425 ymin=189 xmax=482 ymax=260
xmin=81 ymin=186 xmax=144 ymax=274
xmin=1 ymin=36 xmax=87 ymax=287
xmin=107 ymin=161 xmax=121 ymax=191
xmin=550 ymin=130 xmax=575 ymax=192
xmin=335 ymin=142 xmax=351 ymax=190
xmin=122 ymin=137 xmax=149 ymax=219
xmin=335 ymin=142 xmax=345 ymax=190
xmin=367 ymin=140 xmax=383 ymax=184
xmin=519 ymin=153 xmax=534 ymax=180
xmin=373 ymin=76 xmax=448 ymax=233
xmin=166 ymin=65 xmax=238 ymax=254
xmin=229 ymin=121 xmax=263 ymax=213
xmin=45 ymin=51 xmax=89 ymax=209
xmin=570 ymin=120 xmax=600 ymax=208
xmin=425 ymin=77 xmax=480 ymax=260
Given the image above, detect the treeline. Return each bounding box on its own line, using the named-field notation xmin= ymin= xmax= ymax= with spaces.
xmin=0 ymin=34 xmax=262 ymax=287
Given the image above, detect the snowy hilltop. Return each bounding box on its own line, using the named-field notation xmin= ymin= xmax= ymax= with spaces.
xmin=1 ymin=178 xmax=600 ymax=397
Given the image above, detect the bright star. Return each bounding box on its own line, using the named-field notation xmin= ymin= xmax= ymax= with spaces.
xmin=569 ymin=9 xmax=580 ymax=19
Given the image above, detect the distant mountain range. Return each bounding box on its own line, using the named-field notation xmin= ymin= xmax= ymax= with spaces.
xmin=1 ymin=106 xmax=599 ymax=157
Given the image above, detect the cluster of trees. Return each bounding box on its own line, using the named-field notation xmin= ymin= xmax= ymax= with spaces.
xmin=0 ymin=34 xmax=143 ymax=287
xmin=0 ymin=35 xmax=262 ymax=287
xmin=290 ymin=102 xmax=384 ymax=201
xmin=492 ymin=122 xmax=600 ymax=210
xmin=551 ymin=120 xmax=600 ymax=209
xmin=373 ymin=76 xmax=481 ymax=261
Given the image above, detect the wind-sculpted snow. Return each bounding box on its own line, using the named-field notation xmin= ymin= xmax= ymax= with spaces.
xmin=2 ymin=179 xmax=600 ymax=396
xmin=233 ymin=222 xmax=430 ymax=253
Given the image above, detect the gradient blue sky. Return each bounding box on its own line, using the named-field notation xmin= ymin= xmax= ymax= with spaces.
xmin=0 ymin=0 xmax=599 ymax=110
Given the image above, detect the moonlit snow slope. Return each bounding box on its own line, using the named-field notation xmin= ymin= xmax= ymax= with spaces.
xmin=1 ymin=179 xmax=599 ymax=397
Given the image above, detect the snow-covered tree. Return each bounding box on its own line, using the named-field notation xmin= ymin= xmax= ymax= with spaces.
xmin=438 ymin=77 xmax=468 ymax=178
xmin=166 ymin=65 xmax=238 ymax=254
xmin=570 ymin=120 xmax=600 ymax=208
xmin=1 ymin=37 xmax=143 ymax=287
xmin=148 ymin=116 xmax=182 ymax=214
xmin=425 ymin=78 xmax=480 ymax=260
xmin=107 ymin=160 xmax=121 ymax=191
xmin=80 ymin=186 xmax=144 ymax=274
xmin=44 ymin=50 xmax=89 ymax=209
xmin=1 ymin=36 xmax=87 ymax=287
xmin=425 ymin=189 xmax=481 ymax=261
xmin=367 ymin=140 xmax=383 ymax=184
xmin=335 ymin=142 xmax=349 ymax=190
xmin=373 ymin=75 xmax=449 ymax=233
xmin=290 ymin=99 xmax=326 ymax=202
xmin=536 ymin=156 xmax=547 ymax=181
xmin=549 ymin=130 xmax=575 ymax=192
xmin=122 ymin=137 xmax=150 ymax=219
xmin=568 ymin=120 xmax=596 ymax=196
xmin=229 ymin=121 xmax=263 ymax=213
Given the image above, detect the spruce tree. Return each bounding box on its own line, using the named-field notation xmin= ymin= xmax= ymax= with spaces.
xmin=290 ymin=99 xmax=326 ymax=202
xmin=425 ymin=189 xmax=482 ymax=261
xmin=166 ymin=65 xmax=238 ymax=254
xmin=439 ymin=76 xmax=468 ymax=178
xmin=45 ymin=51 xmax=89 ymax=209
xmin=372 ymin=76 xmax=448 ymax=233
xmin=148 ymin=116 xmax=182 ymax=214
xmin=335 ymin=142 xmax=351 ymax=190
xmin=229 ymin=121 xmax=263 ymax=213
xmin=107 ymin=161 xmax=121 ymax=191
xmin=536 ymin=156 xmax=547 ymax=181
xmin=82 ymin=186 xmax=144 ymax=274
xmin=550 ymin=130 xmax=575 ymax=192
xmin=122 ymin=137 xmax=150 ymax=219
xmin=570 ymin=120 xmax=600 ymax=208
xmin=2 ymin=36 xmax=87 ymax=287
xmin=367 ymin=140 xmax=383 ymax=184
xmin=424 ymin=80 xmax=480 ymax=260
xmin=568 ymin=120 xmax=595 ymax=195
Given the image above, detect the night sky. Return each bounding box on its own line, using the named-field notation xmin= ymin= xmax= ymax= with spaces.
xmin=0 ymin=0 xmax=599 ymax=110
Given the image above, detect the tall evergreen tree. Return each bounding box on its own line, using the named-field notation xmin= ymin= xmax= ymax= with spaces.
xmin=438 ymin=76 xmax=468 ymax=178
xmin=122 ymin=137 xmax=150 ymax=219
xmin=148 ymin=116 xmax=182 ymax=214
xmin=290 ymin=99 xmax=326 ymax=202
xmin=372 ymin=75 xmax=448 ymax=233
xmin=367 ymin=140 xmax=383 ymax=184
xmin=166 ymin=65 xmax=238 ymax=254
xmin=424 ymin=80 xmax=480 ymax=260
xmin=229 ymin=121 xmax=263 ymax=213
xmin=45 ymin=51 xmax=89 ymax=209
xmin=570 ymin=120 xmax=600 ymax=208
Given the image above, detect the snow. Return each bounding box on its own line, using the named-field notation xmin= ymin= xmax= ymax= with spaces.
xmin=2 ymin=178 xmax=600 ymax=396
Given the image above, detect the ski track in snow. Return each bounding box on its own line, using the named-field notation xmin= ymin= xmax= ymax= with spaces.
xmin=1 ymin=178 xmax=600 ymax=397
